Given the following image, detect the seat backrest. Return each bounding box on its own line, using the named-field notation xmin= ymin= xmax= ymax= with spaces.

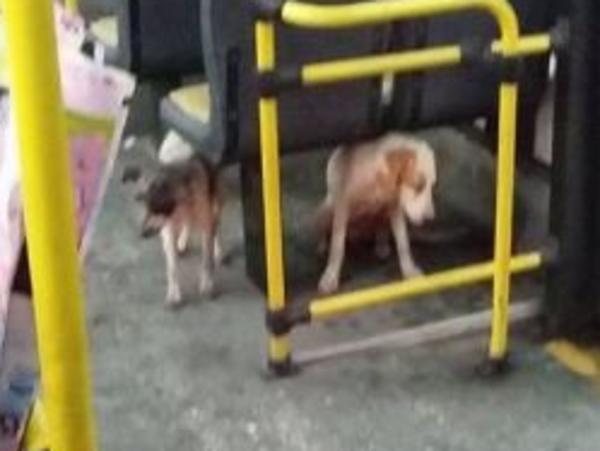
xmin=271 ymin=20 xmax=387 ymax=153
xmin=201 ymin=0 xmax=388 ymax=162
xmin=117 ymin=0 xmax=204 ymax=77
xmin=199 ymin=0 xmax=230 ymax=159
xmin=387 ymin=0 xmax=556 ymax=128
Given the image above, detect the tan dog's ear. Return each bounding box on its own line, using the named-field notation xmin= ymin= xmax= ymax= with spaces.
xmin=386 ymin=150 xmax=426 ymax=192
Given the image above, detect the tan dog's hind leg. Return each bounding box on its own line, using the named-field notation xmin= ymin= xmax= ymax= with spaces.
xmin=318 ymin=204 xmax=349 ymax=294
xmin=314 ymin=198 xmax=333 ymax=256
xmin=390 ymin=208 xmax=422 ymax=278
xmin=161 ymin=224 xmax=183 ymax=306
xmin=375 ymin=227 xmax=392 ymax=260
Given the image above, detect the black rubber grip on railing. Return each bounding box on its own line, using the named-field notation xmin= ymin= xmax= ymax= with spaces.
xmin=266 ymin=305 xmax=311 ymax=336
xmin=253 ymin=0 xmax=284 ymax=20
xmin=460 ymin=38 xmax=524 ymax=83
xmin=257 ymin=66 xmax=303 ymax=96
xmin=460 ymin=37 xmax=494 ymax=66
xmin=550 ymin=19 xmax=570 ymax=51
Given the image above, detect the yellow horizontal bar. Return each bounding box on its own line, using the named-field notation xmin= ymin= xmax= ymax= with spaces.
xmin=302 ymin=33 xmax=550 ymax=86
xmin=282 ymin=0 xmax=517 ymax=32
xmin=304 ymin=46 xmax=460 ymax=85
xmin=310 ymin=252 xmax=542 ymax=320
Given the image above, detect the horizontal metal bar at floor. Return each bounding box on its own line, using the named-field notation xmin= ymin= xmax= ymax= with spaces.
xmin=297 ymin=300 xmax=539 ymax=365
xmin=309 ymin=252 xmax=542 ymax=320
xmin=301 ymin=33 xmax=550 ymax=86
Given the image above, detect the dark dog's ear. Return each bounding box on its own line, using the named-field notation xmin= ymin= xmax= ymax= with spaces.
xmin=122 ymin=165 xmax=143 ymax=184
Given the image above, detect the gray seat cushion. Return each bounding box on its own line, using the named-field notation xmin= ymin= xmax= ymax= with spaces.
xmin=87 ymin=16 xmax=121 ymax=66
xmin=159 ymin=84 xmax=213 ymax=151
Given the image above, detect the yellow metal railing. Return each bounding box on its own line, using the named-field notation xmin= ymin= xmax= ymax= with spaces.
xmin=4 ymin=0 xmax=96 ymax=449
xmin=255 ymin=21 xmax=292 ymax=366
xmin=281 ymin=0 xmax=518 ymax=31
xmin=302 ymin=34 xmax=550 ymax=86
xmin=255 ymin=0 xmax=552 ymax=372
xmin=310 ymin=253 xmax=542 ymax=320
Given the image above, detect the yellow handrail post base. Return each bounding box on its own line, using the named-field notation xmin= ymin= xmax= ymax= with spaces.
xmin=266 ymin=306 xmax=312 ymax=376
xmin=476 ymin=352 xmax=513 ymax=378
xmin=267 ymin=335 xmax=298 ymax=377
xmin=4 ymin=0 xmax=98 ymax=449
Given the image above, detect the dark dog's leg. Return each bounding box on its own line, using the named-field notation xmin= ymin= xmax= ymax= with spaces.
xmin=176 ymin=222 xmax=190 ymax=255
xmin=161 ymin=224 xmax=182 ymax=306
xmin=197 ymin=209 xmax=217 ymax=298
xmin=211 ymin=198 xmax=224 ymax=266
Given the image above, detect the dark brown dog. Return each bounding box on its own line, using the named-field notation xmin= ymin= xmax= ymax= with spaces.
xmin=124 ymin=153 xmax=222 ymax=307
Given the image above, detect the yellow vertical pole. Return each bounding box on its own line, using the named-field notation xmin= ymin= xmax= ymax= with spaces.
xmin=4 ymin=0 xmax=97 ymax=449
xmin=489 ymin=82 xmax=519 ymax=360
xmin=255 ymin=22 xmax=292 ymax=369
xmin=484 ymin=4 xmax=520 ymax=364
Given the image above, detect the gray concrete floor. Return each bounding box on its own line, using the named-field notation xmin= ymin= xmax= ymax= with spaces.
xmin=82 ymin=134 xmax=600 ymax=451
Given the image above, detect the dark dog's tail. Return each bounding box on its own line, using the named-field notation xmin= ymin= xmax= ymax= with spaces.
xmin=313 ymin=201 xmax=333 ymax=235
xmin=189 ymin=152 xmax=225 ymax=200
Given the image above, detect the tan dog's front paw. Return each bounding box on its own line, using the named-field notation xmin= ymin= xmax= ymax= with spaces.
xmin=199 ymin=274 xmax=216 ymax=299
xmin=165 ymin=285 xmax=183 ymax=307
xmin=318 ymin=269 xmax=340 ymax=295
xmin=176 ymin=233 xmax=189 ymax=255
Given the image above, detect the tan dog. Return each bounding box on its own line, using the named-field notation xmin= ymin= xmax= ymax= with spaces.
xmin=124 ymin=153 xmax=222 ymax=307
xmin=315 ymin=133 xmax=437 ymax=294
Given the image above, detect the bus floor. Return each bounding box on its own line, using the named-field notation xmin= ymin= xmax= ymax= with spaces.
xmin=4 ymin=130 xmax=600 ymax=451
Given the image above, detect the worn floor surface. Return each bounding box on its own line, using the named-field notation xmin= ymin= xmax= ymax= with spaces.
xmin=81 ymin=134 xmax=600 ymax=451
